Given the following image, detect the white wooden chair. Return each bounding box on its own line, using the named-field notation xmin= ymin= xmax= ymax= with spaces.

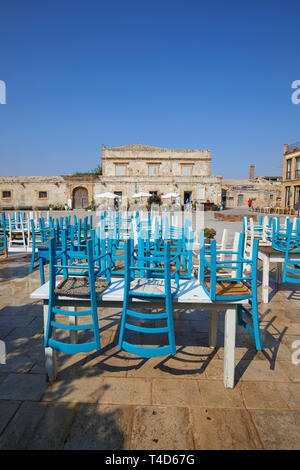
xmin=7 ymin=213 xmax=26 ymax=250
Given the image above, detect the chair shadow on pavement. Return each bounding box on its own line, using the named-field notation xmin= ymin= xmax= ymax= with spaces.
xmin=236 ymin=308 xmax=288 ymax=382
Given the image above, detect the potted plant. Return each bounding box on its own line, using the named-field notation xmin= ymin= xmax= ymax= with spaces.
xmin=146 ymin=193 xmax=162 ymax=211
xmin=204 ymin=227 xmax=216 ymax=244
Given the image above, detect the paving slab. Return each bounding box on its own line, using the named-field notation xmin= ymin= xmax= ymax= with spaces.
xmin=250 ymin=409 xmax=300 ymax=450
xmin=0 ymin=400 xmax=20 ymax=435
xmin=98 ymin=377 xmax=151 ymax=405
xmin=241 ymin=382 xmax=289 ymax=409
xmin=190 ymin=408 xmax=264 ymax=450
xmin=63 ymin=403 xmax=134 ymax=450
xmin=198 ymin=380 xmax=245 ymax=408
xmin=236 ymin=359 xmax=290 ymax=382
xmin=0 ymin=401 xmax=78 ymax=450
xmin=278 ymin=361 xmax=300 ymax=383
xmin=42 ymin=373 xmax=105 ymax=403
xmin=130 ymin=406 xmax=193 ymax=450
xmin=276 ymin=382 xmax=300 ymax=410
xmin=152 ymin=378 xmax=202 ymax=406
xmin=0 ymin=373 xmax=47 ymax=401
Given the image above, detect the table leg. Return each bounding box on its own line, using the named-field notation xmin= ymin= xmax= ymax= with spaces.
xmin=209 ymin=309 xmax=218 ymax=348
xmin=43 ymin=303 xmax=57 ymax=382
xmin=262 ymin=254 xmax=270 ymax=304
xmin=224 ymin=306 xmax=237 ymax=388
xmin=275 ymin=262 xmax=283 ymax=289
xmin=69 ymin=307 xmax=78 ymax=344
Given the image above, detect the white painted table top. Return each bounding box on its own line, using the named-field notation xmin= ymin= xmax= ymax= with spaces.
xmin=258 ymin=246 xmax=300 ymax=262
xmin=30 ymin=277 xmax=247 ymax=305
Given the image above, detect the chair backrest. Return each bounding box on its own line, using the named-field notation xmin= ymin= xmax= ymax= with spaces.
xmin=0 ymin=217 xmax=7 ymax=252
xmin=44 ymin=235 xmax=112 ymax=354
xmin=217 ymin=228 xmax=228 ymax=262
xmin=48 ymin=230 xmax=112 ymax=285
xmin=199 ymin=231 xmax=258 ymax=301
xmin=280 ymin=219 xmax=300 ymax=284
xmin=123 ymin=237 xmax=181 ymax=298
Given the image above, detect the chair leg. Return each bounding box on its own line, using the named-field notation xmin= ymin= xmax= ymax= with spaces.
xmin=39 ymin=257 xmax=45 ymax=285
xmin=237 ymin=303 xmax=262 ymax=351
xmin=29 ymin=242 xmax=36 ymax=273
xmin=251 ymin=301 xmax=262 ymax=350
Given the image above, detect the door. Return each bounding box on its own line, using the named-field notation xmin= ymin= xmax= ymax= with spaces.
xmin=237 ymin=194 xmax=244 ymax=206
xmin=184 ymin=191 xmax=192 ymax=204
xmin=73 ymin=187 xmax=89 ymax=209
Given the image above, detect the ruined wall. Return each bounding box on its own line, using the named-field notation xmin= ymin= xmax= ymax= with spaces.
xmin=222 ymin=178 xmax=282 ymax=208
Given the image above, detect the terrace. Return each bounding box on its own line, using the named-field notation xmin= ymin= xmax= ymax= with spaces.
xmin=0 ymin=209 xmax=299 ymax=450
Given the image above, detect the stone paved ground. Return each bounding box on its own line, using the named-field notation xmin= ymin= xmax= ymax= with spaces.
xmin=0 ymin=215 xmax=299 ymax=450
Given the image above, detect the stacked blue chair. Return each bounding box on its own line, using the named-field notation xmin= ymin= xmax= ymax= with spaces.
xmin=110 ymin=212 xmax=134 ymax=276
xmin=44 ymin=233 xmax=112 ymax=354
xmin=162 ymin=216 xmax=194 ymax=280
xmin=0 ymin=213 xmax=7 ymax=256
xmin=29 ymin=218 xmax=54 ymax=278
xmin=199 ymin=231 xmax=262 ymax=350
xmin=118 ymin=237 xmax=181 ymax=358
xmin=32 ymin=218 xmax=56 ymax=284
xmin=272 ymin=219 xmax=300 ymax=284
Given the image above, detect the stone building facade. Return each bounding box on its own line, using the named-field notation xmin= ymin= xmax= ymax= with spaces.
xmin=0 ymin=143 xmax=282 ymax=211
xmin=98 ymin=144 xmax=222 ymax=207
xmin=282 ymin=142 xmax=300 ymax=209
xmin=0 ymin=176 xmax=67 ymax=210
xmin=0 ymin=175 xmax=97 ymax=210
xmin=222 ymin=178 xmax=282 ymax=209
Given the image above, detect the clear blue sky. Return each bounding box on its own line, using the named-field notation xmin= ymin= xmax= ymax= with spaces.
xmin=1 ymin=0 xmax=300 ymax=178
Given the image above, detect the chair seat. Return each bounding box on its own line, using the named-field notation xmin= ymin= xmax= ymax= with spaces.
xmin=152 ymin=265 xmax=188 ymax=275
xmin=11 ymin=232 xmax=26 ymax=238
xmin=55 ymin=276 xmax=109 ymax=297
xmin=130 ymin=278 xmax=178 ymax=296
xmin=204 ymin=279 xmax=251 ymax=297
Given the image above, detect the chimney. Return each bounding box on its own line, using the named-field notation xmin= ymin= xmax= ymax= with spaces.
xmin=249 ymin=164 xmax=255 ymax=180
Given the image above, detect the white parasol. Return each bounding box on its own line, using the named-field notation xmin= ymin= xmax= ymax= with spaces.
xmin=161 ymin=192 xmax=179 ymax=199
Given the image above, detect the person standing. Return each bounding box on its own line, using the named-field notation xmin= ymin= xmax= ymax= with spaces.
xmin=248 ymin=198 xmax=253 ymax=209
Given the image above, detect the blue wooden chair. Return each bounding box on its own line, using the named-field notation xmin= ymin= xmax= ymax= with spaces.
xmin=29 ymin=218 xmax=56 ymax=283
xmin=0 ymin=214 xmax=7 ymax=257
xmin=161 ymin=217 xmax=194 ymax=279
xmin=199 ymin=231 xmax=262 ymax=350
xmin=282 ymin=222 xmax=300 ymax=284
xmin=118 ymin=237 xmax=181 ymax=358
xmin=44 ymin=235 xmax=112 ymax=354
xmin=29 ymin=218 xmax=51 ymax=275
xmin=109 ymin=212 xmax=134 ymax=276
xmin=272 ymin=219 xmax=300 ymax=284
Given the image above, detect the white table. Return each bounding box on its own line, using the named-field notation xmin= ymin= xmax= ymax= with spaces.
xmin=30 ymin=277 xmax=247 ymax=388
xmin=258 ymin=245 xmax=300 ymax=303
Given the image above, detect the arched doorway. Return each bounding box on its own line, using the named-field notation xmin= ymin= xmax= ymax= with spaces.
xmin=73 ymin=187 xmax=89 ymax=209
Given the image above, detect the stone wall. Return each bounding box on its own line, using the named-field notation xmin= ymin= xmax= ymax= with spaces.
xmin=0 ymin=145 xmax=282 ymax=211
xmin=102 ymin=144 xmax=211 ymax=178
xmin=222 ymin=178 xmax=282 ymax=209
xmin=0 ymin=176 xmax=67 ymax=210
